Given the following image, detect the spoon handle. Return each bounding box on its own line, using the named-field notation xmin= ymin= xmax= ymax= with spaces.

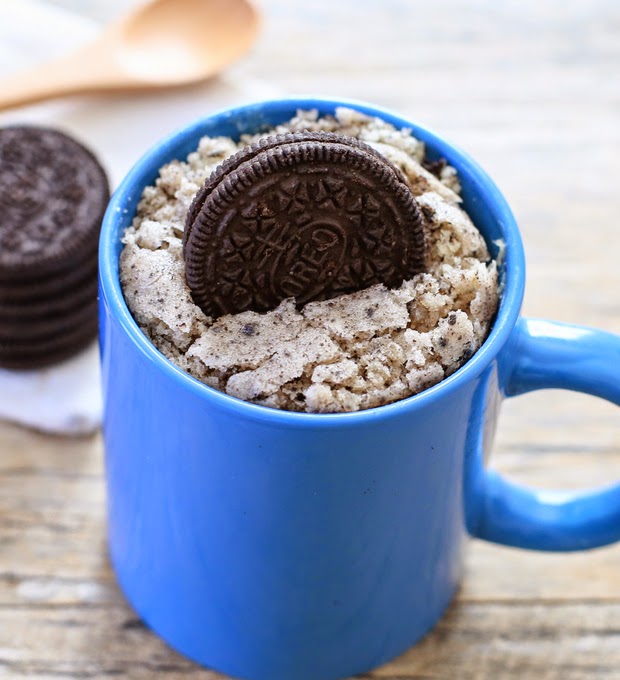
xmin=0 ymin=42 xmax=135 ymax=112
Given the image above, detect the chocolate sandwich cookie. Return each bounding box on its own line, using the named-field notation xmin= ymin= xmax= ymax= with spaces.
xmin=184 ymin=131 xmax=426 ymax=318
xmin=0 ymin=252 xmax=98 ymax=306
xmin=0 ymin=125 xmax=109 ymax=369
xmin=0 ymin=300 xmax=98 ymax=343
xmin=0 ymin=315 xmax=99 ymax=370
xmin=0 ymin=276 xmax=98 ymax=321
xmin=0 ymin=126 xmax=109 ymax=280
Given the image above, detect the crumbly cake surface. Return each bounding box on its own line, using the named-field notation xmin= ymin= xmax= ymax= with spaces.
xmin=120 ymin=108 xmax=499 ymax=412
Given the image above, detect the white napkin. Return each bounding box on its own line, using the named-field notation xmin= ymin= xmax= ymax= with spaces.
xmin=0 ymin=0 xmax=279 ymax=435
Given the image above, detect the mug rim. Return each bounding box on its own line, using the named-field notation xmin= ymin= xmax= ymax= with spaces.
xmin=99 ymin=96 xmax=525 ymax=427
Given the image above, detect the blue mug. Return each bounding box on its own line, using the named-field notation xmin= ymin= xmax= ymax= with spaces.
xmin=99 ymin=98 xmax=620 ymax=680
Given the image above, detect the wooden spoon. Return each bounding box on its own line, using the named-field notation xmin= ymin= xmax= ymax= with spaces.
xmin=0 ymin=0 xmax=260 ymax=111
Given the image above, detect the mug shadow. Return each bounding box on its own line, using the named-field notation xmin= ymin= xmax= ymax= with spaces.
xmin=96 ymin=555 xmax=468 ymax=680
xmin=355 ymin=593 xmax=470 ymax=679
xmin=80 ymin=546 xmax=225 ymax=677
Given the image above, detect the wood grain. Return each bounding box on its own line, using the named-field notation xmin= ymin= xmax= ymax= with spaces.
xmin=3 ymin=0 xmax=620 ymax=678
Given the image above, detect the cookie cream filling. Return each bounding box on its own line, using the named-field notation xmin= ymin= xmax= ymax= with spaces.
xmin=120 ymin=108 xmax=499 ymax=413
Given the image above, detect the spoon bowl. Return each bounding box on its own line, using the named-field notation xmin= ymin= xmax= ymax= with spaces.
xmin=0 ymin=0 xmax=260 ymax=111
xmin=117 ymin=0 xmax=259 ymax=83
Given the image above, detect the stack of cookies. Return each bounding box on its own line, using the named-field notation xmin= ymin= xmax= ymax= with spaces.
xmin=0 ymin=126 xmax=109 ymax=369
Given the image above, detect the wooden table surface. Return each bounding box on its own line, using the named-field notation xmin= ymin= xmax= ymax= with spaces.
xmin=2 ymin=0 xmax=620 ymax=678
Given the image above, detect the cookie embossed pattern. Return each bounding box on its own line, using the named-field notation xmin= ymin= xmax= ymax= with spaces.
xmin=120 ymin=107 xmax=499 ymax=412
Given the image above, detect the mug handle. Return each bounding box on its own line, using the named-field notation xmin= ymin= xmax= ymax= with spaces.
xmin=472 ymin=317 xmax=620 ymax=551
